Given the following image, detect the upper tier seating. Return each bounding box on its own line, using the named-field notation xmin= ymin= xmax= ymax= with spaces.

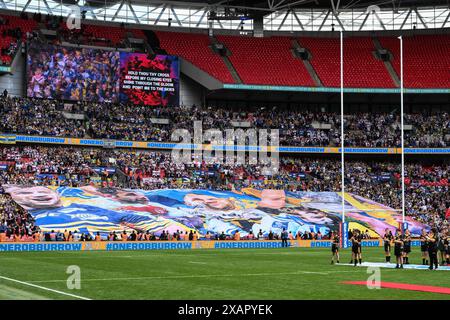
xmin=156 ymin=30 xmax=235 ymax=83
xmin=300 ymin=36 xmax=396 ymax=88
xmin=0 ymin=14 xmax=37 ymax=65
xmin=379 ymin=35 xmax=450 ymax=88
xmin=59 ymin=21 xmax=145 ymax=47
xmin=216 ymin=35 xmax=315 ymax=86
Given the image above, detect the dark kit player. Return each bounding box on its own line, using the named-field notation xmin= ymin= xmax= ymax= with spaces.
xmin=330 ymin=231 xmax=340 ymax=264
xmin=393 ymin=229 xmax=404 ymax=269
xmin=420 ymin=229 xmax=429 ymax=265
xmin=383 ymin=228 xmax=393 ymax=263
xmin=350 ymin=230 xmax=362 ymax=266
xmin=438 ymin=231 xmax=447 ymax=266
xmin=426 ymin=229 xmax=439 ymax=270
xmin=445 ymin=232 xmax=450 ymax=265
xmin=402 ymin=229 xmax=412 ymax=264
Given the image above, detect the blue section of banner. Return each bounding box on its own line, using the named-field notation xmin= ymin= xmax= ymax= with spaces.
xmin=105 ymin=242 xmax=192 ymax=251
xmin=0 ymin=240 xmax=423 ymax=252
xmin=343 ymin=240 xmax=382 ymax=247
xmin=5 ymin=134 xmax=450 ymax=154
xmin=0 ymin=243 xmax=82 ymax=252
xmin=214 ymin=241 xmax=284 ymax=249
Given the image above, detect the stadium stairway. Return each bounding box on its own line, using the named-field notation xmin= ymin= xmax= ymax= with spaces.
xmin=293 ymin=39 xmax=323 ymax=87
xmin=209 ymin=36 xmax=243 ymax=83
xmin=209 ymin=36 xmax=242 ymax=84
xmin=372 ymin=37 xmax=400 ymax=87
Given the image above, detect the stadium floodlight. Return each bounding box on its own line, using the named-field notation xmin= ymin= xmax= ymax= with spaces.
xmin=340 ymin=30 xmax=345 ymax=224
xmin=398 ymin=35 xmax=406 ymax=225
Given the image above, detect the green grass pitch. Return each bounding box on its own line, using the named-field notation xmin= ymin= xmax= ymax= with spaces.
xmin=0 ymin=247 xmax=449 ymax=300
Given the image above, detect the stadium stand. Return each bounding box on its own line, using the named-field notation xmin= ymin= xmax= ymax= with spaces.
xmin=59 ymin=20 xmax=146 ymax=47
xmin=216 ymin=35 xmax=315 ymax=86
xmin=0 ymin=14 xmax=36 ymax=65
xmin=0 ymin=145 xmax=448 ymax=240
xmin=379 ymin=35 xmax=450 ymax=88
xmin=300 ymin=36 xmax=396 ymax=88
xmin=0 ymin=4 xmax=448 ymax=247
xmin=2 ymin=96 xmax=449 ymax=147
xmin=156 ymin=30 xmax=235 ymax=83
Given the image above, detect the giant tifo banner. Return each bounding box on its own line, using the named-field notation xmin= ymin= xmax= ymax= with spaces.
xmin=3 ymin=186 xmax=428 ymax=239
xmin=26 ymin=42 xmax=179 ymax=106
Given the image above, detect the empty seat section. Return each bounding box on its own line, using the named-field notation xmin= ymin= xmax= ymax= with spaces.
xmin=157 ymin=31 xmax=235 ymax=83
xmin=217 ymin=35 xmax=315 ymax=86
xmin=301 ymin=37 xmax=395 ymax=88
xmin=0 ymin=14 xmax=37 ymax=64
xmin=379 ymin=35 xmax=450 ymax=88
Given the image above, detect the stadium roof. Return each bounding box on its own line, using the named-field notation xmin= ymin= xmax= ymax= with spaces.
xmin=5 ymin=0 xmax=450 ymax=31
xmin=72 ymin=0 xmax=450 ymax=11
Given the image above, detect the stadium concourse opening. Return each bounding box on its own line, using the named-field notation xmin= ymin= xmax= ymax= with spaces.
xmin=0 ymin=0 xmax=449 ymax=305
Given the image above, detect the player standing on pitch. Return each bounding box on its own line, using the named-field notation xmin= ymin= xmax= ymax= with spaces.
xmin=426 ymin=229 xmax=439 ymax=270
xmin=445 ymin=231 xmax=450 ymax=265
xmin=330 ymin=231 xmax=340 ymax=264
xmin=438 ymin=231 xmax=446 ymax=266
xmin=394 ymin=229 xmax=404 ymax=269
xmin=383 ymin=228 xmax=393 ymax=263
xmin=420 ymin=229 xmax=429 ymax=265
xmin=350 ymin=230 xmax=362 ymax=267
xmin=402 ymin=229 xmax=412 ymax=265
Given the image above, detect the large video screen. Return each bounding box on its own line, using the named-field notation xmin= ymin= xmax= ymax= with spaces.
xmin=119 ymin=52 xmax=179 ymax=106
xmin=27 ymin=43 xmax=179 ymax=106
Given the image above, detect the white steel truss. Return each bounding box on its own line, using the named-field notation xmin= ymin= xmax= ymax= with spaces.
xmin=0 ymin=0 xmax=449 ymax=31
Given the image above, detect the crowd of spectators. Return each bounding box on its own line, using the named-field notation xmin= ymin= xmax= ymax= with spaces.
xmin=405 ymin=113 xmax=450 ymax=147
xmin=0 ymin=185 xmax=38 ymax=241
xmin=0 ymin=96 xmax=86 ymax=137
xmin=1 ymin=96 xmax=449 ymax=147
xmin=86 ymin=103 xmax=341 ymax=146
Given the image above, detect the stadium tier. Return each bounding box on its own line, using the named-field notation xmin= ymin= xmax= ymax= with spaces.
xmin=157 ymin=30 xmax=450 ymax=88
xmin=300 ymin=37 xmax=396 ymax=88
xmin=58 ymin=19 xmax=146 ymax=47
xmin=0 ymin=145 xmax=449 ymax=236
xmin=379 ymin=35 xmax=450 ymax=88
xmin=156 ymin=30 xmax=236 ymax=83
xmin=1 ymin=96 xmax=449 ymax=147
xmin=0 ymin=14 xmax=36 ymax=65
xmin=216 ymin=35 xmax=315 ymax=86
xmin=1 ymin=11 xmax=448 ymax=90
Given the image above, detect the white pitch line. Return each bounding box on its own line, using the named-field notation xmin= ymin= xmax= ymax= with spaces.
xmin=0 ymin=275 xmax=92 ymax=300
xmin=27 ymin=270 xmax=352 ymax=284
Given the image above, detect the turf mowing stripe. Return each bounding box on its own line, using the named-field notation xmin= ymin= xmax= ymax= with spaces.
xmin=343 ymin=281 xmax=450 ymax=295
xmin=0 ymin=276 xmax=92 ymax=300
